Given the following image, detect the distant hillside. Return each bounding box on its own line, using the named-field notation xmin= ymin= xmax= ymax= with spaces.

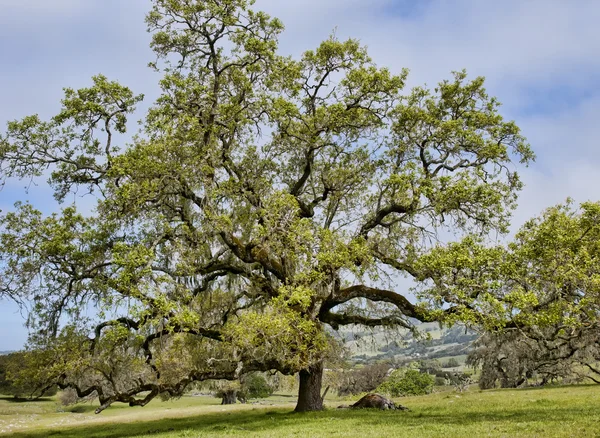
xmin=0 ymin=351 xmax=15 ymax=356
xmin=338 ymin=322 xmax=479 ymax=366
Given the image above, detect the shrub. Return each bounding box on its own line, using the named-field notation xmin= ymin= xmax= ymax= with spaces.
xmin=377 ymin=369 xmax=435 ymax=397
xmin=241 ymin=373 xmax=273 ymax=399
xmin=434 ymin=376 xmax=447 ymax=386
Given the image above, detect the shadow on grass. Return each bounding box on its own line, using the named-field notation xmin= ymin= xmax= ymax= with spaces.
xmin=65 ymin=405 xmax=98 ymax=414
xmin=269 ymin=393 xmax=296 ymax=398
xmin=0 ymin=396 xmax=54 ymax=404
xmin=483 ymin=383 xmax=598 ymax=393
xmin=7 ymin=400 xmax=599 ymax=438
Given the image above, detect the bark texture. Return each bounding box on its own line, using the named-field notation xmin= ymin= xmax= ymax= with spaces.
xmin=220 ymin=389 xmax=237 ymax=405
xmin=294 ymin=362 xmax=325 ymax=412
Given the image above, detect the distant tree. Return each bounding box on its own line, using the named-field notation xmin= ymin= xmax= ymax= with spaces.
xmin=335 ymin=362 xmax=391 ymax=396
xmin=212 ymin=372 xmax=273 ymax=404
xmin=0 ymin=0 xmax=536 ymax=413
xmin=241 ymin=372 xmax=274 ymax=399
xmin=442 ymin=358 xmax=460 ymax=368
xmin=468 ymin=324 xmax=600 ymax=389
xmin=0 ymin=351 xmax=57 ymax=398
xmin=450 ymin=372 xmax=472 ymax=393
xmin=417 ymin=359 xmax=442 ymax=375
xmin=215 ymin=385 xmax=243 ymax=405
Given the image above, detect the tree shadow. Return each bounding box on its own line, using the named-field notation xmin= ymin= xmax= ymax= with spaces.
xmin=9 ymin=409 xmax=297 ymax=438
xmin=65 ymin=404 xmax=98 ymax=414
xmin=0 ymin=395 xmax=54 ymax=403
xmin=478 ymin=383 xmax=598 ymax=394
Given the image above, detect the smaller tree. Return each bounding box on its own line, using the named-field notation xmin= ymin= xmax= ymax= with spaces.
xmin=213 ymin=372 xmax=275 ymax=404
xmin=442 ymin=358 xmax=460 ymax=368
xmin=0 ymin=352 xmax=57 ymax=399
xmin=335 ymin=362 xmax=391 ymax=396
xmin=468 ymin=325 xmax=600 ymax=389
xmin=426 ymin=200 xmax=600 ymax=389
xmin=241 ymin=372 xmax=274 ymax=399
xmin=448 ymin=373 xmax=472 ymax=393
xmin=417 ymin=359 xmax=442 ymax=375
xmin=212 ymin=380 xmax=244 ymax=405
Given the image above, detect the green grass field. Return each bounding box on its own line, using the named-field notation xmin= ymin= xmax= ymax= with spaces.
xmin=1 ymin=385 xmax=599 ymax=437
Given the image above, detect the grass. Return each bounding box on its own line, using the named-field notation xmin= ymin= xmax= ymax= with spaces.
xmin=1 ymin=384 xmax=599 ymax=437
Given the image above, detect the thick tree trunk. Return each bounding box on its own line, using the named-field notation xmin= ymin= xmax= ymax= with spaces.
xmin=221 ymin=389 xmax=237 ymax=405
xmin=294 ymin=361 xmax=325 ymax=412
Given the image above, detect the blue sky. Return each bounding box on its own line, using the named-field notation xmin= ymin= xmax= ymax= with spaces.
xmin=1 ymin=0 xmax=600 ymax=350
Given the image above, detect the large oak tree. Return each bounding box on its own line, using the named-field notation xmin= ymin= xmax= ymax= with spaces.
xmin=0 ymin=0 xmax=533 ymax=412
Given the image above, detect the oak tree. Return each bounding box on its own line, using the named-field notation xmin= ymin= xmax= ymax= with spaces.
xmin=463 ymin=202 xmax=600 ymax=388
xmin=0 ymin=0 xmax=533 ymax=412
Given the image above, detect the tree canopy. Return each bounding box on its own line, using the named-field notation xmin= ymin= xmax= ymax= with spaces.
xmin=418 ymin=201 xmax=600 ymax=328
xmin=0 ymin=0 xmax=536 ymax=412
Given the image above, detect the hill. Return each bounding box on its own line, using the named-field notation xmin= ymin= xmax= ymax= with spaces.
xmin=339 ymin=322 xmax=478 ymax=366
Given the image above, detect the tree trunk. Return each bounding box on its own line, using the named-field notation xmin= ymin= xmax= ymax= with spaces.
xmin=221 ymin=389 xmax=237 ymax=405
xmin=294 ymin=361 xmax=325 ymax=412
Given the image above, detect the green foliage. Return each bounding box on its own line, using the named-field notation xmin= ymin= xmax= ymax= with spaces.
xmin=0 ymin=352 xmax=57 ymax=398
xmin=377 ymin=369 xmax=435 ymax=397
xmin=416 ymin=201 xmax=600 ymax=332
xmin=443 ymin=358 xmax=460 ymax=368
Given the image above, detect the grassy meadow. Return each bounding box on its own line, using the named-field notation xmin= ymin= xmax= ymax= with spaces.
xmin=1 ymin=385 xmax=599 ymax=437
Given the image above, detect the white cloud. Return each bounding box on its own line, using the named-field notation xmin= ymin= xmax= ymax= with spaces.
xmin=510 ymin=95 xmax=600 ymax=229
xmin=520 ymin=95 xmax=600 ymax=163
xmin=258 ymin=0 xmax=600 ymax=102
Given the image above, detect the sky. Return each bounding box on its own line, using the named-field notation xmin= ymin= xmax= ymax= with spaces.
xmin=1 ymin=0 xmax=599 ymax=350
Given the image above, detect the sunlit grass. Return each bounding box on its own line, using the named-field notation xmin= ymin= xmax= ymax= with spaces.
xmin=1 ymin=384 xmax=599 ymax=437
